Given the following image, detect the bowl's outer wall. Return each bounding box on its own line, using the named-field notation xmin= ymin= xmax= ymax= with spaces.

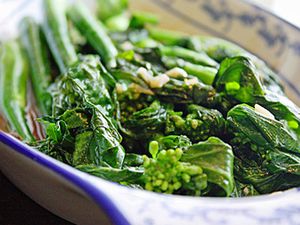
xmin=0 ymin=141 xmax=113 ymax=225
xmin=1 ymin=132 xmax=300 ymax=225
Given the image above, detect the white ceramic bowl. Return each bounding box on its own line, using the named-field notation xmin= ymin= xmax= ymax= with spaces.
xmin=1 ymin=0 xmax=300 ymax=224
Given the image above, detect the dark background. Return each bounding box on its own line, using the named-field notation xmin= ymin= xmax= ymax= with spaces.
xmin=0 ymin=171 xmax=74 ymax=225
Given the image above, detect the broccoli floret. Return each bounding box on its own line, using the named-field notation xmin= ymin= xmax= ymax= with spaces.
xmin=154 ymin=135 xmax=192 ymax=151
xmin=165 ymin=104 xmax=225 ymax=142
xmin=142 ymin=141 xmax=207 ymax=195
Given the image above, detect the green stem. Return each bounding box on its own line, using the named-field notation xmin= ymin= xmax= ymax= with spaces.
xmin=147 ymin=27 xmax=187 ymax=45
xmin=42 ymin=0 xmax=78 ymax=73
xmin=0 ymin=41 xmax=34 ymax=141
xmin=159 ymin=45 xmax=218 ymax=68
xmin=163 ymin=57 xmax=217 ymax=85
xmin=68 ymin=2 xmax=118 ymax=68
xmin=20 ymin=17 xmax=52 ymax=115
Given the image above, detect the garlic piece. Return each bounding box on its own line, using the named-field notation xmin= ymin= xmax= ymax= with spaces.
xmin=120 ymin=41 xmax=134 ymax=51
xmin=165 ymin=67 xmax=188 ymax=78
xmin=115 ymin=83 xmax=127 ymax=94
xmin=137 ymin=67 xmax=153 ymax=83
xmin=149 ymin=74 xmax=170 ymax=88
xmin=129 ymin=83 xmax=154 ymax=95
xmin=254 ymin=104 xmax=275 ymax=120
xmin=184 ymin=77 xmax=198 ymax=86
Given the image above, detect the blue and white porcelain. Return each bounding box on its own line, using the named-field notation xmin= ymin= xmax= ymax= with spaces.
xmin=1 ymin=0 xmax=300 ymax=224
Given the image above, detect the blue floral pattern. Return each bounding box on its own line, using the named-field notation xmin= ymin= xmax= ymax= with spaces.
xmin=200 ymin=0 xmax=300 ymax=57
xmin=152 ymin=0 xmax=300 ymax=58
xmin=104 ymin=185 xmax=300 ymax=225
xmin=151 ymin=0 xmax=300 ymax=104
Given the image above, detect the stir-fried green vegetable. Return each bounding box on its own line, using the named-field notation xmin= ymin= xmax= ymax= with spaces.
xmin=42 ymin=0 xmax=78 ymax=72
xmin=0 ymin=41 xmax=34 ymax=141
xmin=1 ymin=0 xmax=300 ymax=198
xmin=20 ymin=17 xmax=52 ymax=116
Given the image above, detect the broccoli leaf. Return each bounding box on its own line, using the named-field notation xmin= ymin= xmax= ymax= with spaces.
xmin=72 ymin=106 xmax=125 ymax=168
xmin=76 ymin=164 xmax=143 ymax=184
xmin=189 ymin=36 xmax=284 ymax=95
xmin=231 ymin=180 xmax=259 ymax=197
xmin=153 ymin=75 xmax=217 ymax=107
xmin=154 ymin=135 xmax=192 ymax=151
xmin=215 ymin=56 xmax=300 ymax=140
xmin=166 ymin=104 xmax=225 ymax=142
xmin=227 ymin=104 xmax=300 ymax=154
xmin=264 ymin=149 xmax=300 ymax=175
xmin=181 ymin=137 xmax=234 ymax=196
xmin=41 ymin=55 xmax=125 ymax=168
xmin=257 ymin=91 xmax=300 ymax=138
xmin=228 ymin=104 xmax=300 ymax=193
xmin=123 ymin=100 xmax=167 ymax=138
xmin=213 ymin=56 xmax=264 ymax=104
xmin=123 ymin=153 xmax=144 ymax=167
xmin=51 ymin=55 xmax=114 ymax=117
xmin=234 ymin=155 xmax=300 ymax=194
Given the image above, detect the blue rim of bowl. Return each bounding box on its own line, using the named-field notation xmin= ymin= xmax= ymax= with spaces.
xmin=0 ymin=131 xmax=131 ymax=225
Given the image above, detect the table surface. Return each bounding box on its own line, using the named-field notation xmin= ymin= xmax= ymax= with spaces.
xmin=0 ymin=172 xmax=73 ymax=225
xmin=0 ymin=1 xmax=299 ymax=225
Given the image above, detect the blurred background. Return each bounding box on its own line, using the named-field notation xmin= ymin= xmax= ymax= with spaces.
xmin=0 ymin=0 xmax=299 ymax=34
xmin=251 ymin=0 xmax=300 ymax=27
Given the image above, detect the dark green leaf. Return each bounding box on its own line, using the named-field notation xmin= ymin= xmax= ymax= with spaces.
xmin=155 ymin=135 xmax=192 ymax=151
xmin=76 ymin=164 xmax=143 ymax=184
xmin=181 ymin=137 xmax=234 ymax=196
xmin=166 ymin=104 xmax=225 ymax=142
xmin=214 ymin=56 xmax=264 ymax=103
xmin=227 ymin=104 xmax=300 ymax=154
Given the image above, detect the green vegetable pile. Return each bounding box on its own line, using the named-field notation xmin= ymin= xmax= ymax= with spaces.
xmin=1 ymin=0 xmax=300 ymax=197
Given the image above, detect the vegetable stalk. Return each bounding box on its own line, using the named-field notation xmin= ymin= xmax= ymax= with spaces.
xmin=20 ymin=17 xmax=52 ymax=115
xmin=0 ymin=41 xmax=34 ymax=141
xmin=42 ymin=0 xmax=78 ymax=72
